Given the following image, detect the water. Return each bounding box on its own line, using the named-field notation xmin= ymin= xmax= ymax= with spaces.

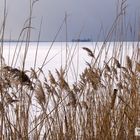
xmin=2 ymin=41 xmax=138 ymax=82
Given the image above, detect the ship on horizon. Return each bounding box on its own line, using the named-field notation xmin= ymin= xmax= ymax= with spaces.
xmin=72 ymin=38 xmax=91 ymax=42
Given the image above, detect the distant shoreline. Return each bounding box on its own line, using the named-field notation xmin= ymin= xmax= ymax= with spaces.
xmin=1 ymin=40 xmax=140 ymax=43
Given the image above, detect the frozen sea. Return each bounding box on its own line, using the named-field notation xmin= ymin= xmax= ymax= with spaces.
xmin=1 ymin=41 xmax=139 ymax=138
xmin=2 ymin=41 xmax=138 ymax=82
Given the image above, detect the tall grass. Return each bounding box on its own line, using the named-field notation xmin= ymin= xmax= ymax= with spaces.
xmin=0 ymin=0 xmax=140 ymax=139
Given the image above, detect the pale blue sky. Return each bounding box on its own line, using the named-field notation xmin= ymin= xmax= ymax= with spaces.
xmin=0 ymin=0 xmax=140 ymax=41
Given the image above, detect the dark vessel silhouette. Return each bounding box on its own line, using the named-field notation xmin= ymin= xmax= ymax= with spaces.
xmin=72 ymin=38 xmax=91 ymax=42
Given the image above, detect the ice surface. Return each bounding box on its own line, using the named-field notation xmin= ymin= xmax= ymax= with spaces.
xmin=2 ymin=41 xmax=137 ymax=83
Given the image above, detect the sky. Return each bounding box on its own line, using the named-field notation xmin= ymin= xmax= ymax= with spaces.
xmin=0 ymin=0 xmax=140 ymax=41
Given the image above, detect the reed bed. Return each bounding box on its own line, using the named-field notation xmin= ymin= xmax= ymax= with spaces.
xmin=0 ymin=0 xmax=140 ymax=139
xmin=0 ymin=41 xmax=140 ymax=140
